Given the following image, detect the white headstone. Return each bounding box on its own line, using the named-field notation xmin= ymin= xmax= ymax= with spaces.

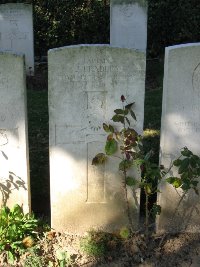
xmin=49 ymin=45 xmax=146 ymax=233
xmin=0 ymin=3 xmax=34 ymax=75
xmin=0 ymin=52 xmax=30 ymax=212
xmin=158 ymin=43 xmax=200 ymax=232
xmin=110 ymin=0 xmax=147 ymax=51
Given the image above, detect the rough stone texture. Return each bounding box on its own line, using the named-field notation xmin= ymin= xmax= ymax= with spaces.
xmin=0 ymin=3 xmax=34 ymax=75
xmin=0 ymin=52 xmax=30 ymax=212
xmin=158 ymin=43 xmax=200 ymax=233
xmin=48 ymin=45 xmax=146 ymax=233
xmin=110 ymin=0 xmax=147 ymax=51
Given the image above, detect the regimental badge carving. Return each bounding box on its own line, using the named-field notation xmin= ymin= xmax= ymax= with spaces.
xmin=120 ymin=4 xmax=134 ymax=18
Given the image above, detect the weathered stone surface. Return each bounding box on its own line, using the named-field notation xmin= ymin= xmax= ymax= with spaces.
xmin=0 ymin=3 xmax=34 ymax=74
xmin=110 ymin=0 xmax=147 ymax=51
xmin=0 ymin=52 xmax=30 ymax=212
xmin=158 ymin=43 xmax=200 ymax=232
xmin=49 ymin=45 xmax=146 ymax=233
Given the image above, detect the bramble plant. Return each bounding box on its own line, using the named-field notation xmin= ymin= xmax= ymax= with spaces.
xmin=92 ymin=96 xmax=200 ymax=240
xmin=158 ymin=147 xmax=200 ymax=246
xmin=166 ymin=147 xmax=200 ymax=194
xmin=136 ymin=153 xmax=163 ymax=238
xmin=92 ymin=95 xmax=163 ymax=237
xmin=92 ymin=95 xmax=142 ymax=231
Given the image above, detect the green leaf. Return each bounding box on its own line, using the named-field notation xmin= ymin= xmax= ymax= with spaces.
xmin=178 ymin=158 xmax=190 ymax=174
xmin=105 ymin=139 xmax=118 ymax=155
xmin=181 ymin=147 xmax=193 ymax=157
xmin=180 ymin=172 xmax=189 ymax=180
xmin=125 ymin=102 xmax=135 ymax=110
xmin=109 ymin=125 xmax=114 ymax=133
xmin=112 ymin=114 xmax=124 ymax=124
xmin=191 ymin=180 xmax=198 ymax=187
xmin=114 ymin=109 xmax=124 ymax=115
xmin=92 ymin=153 xmax=107 ymax=165
xmin=181 ymin=182 xmax=191 ymax=191
xmin=119 ymin=160 xmax=132 ymax=171
xmin=103 ymin=123 xmax=110 ymax=133
xmin=126 ymin=176 xmax=138 ymax=186
xmin=145 ymin=184 xmax=152 ymax=195
xmin=166 ymin=177 xmax=182 ymax=188
xmin=173 ymin=159 xmax=181 ymax=167
xmin=125 ymin=117 xmax=130 ymax=126
xmin=130 ymin=109 xmax=137 ymax=121
xmin=7 ymin=251 xmax=15 ymax=264
xmin=151 ymin=204 xmax=161 ymax=217
xmin=190 ymin=156 xmax=197 ymax=168
xmin=144 ymin=150 xmax=152 ymax=161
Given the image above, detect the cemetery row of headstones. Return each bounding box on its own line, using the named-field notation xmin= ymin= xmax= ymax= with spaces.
xmin=0 ymin=0 xmax=148 ymax=74
xmin=0 ymin=2 xmax=200 ymax=234
xmin=1 ymin=42 xmax=200 ymax=234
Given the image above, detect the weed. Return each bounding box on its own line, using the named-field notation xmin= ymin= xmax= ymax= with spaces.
xmin=80 ymin=230 xmax=119 ymax=258
xmin=92 ymin=96 xmax=163 ymax=238
xmin=24 ymin=247 xmax=46 ymax=267
xmin=0 ymin=204 xmax=44 ymax=263
xmin=119 ymin=227 xmax=130 ymax=239
xmin=55 ymin=248 xmax=71 ymax=267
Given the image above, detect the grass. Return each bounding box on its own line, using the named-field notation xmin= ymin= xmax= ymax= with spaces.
xmin=80 ymin=230 xmax=119 ymax=257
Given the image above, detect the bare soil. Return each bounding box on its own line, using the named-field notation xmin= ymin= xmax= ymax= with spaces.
xmin=1 ymin=231 xmax=200 ymax=266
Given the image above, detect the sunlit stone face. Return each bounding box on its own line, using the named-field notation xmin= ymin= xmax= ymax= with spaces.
xmin=49 ymin=45 xmax=146 ymax=233
xmin=0 ymin=52 xmax=30 ymax=211
xmin=158 ymin=43 xmax=200 ymax=233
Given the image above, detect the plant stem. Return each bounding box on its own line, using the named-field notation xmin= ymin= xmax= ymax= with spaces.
xmin=158 ymin=190 xmax=187 ymax=247
xmin=123 ymin=169 xmax=134 ymax=232
xmin=145 ymin=192 xmax=149 ymax=240
xmin=122 ymin=104 xmax=134 ymax=232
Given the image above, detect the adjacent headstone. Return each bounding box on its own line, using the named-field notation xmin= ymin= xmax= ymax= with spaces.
xmin=110 ymin=0 xmax=147 ymax=51
xmin=0 ymin=3 xmax=34 ymax=75
xmin=49 ymin=45 xmax=146 ymax=233
xmin=158 ymin=43 xmax=200 ymax=232
xmin=0 ymin=52 xmax=30 ymax=212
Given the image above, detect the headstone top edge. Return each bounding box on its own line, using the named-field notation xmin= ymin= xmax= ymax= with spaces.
xmin=48 ymin=44 xmax=145 ymax=55
xmin=165 ymin=42 xmax=200 ymax=52
xmin=111 ymin=0 xmax=147 ymax=7
xmin=0 ymin=51 xmax=24 ymax=59
xmin=0 ymin=3 xmax=32 ymax=8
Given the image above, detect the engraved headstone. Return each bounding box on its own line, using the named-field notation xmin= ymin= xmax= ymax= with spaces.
xmin=0 ymin=52 xmax=30 ymax=212
xmin=158 ymin=43 xmax=200 ymax=232
xmin=0 ymin=3 xmax=34 ymax=74
xmin=110 ymin=0 xmax=147 ymax=51
xmin=49 ymin=45 xmax=146 ymax=233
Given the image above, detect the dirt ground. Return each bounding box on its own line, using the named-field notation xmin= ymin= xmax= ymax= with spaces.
xmin=43 ymin=231 xmax=200 ymax=267
xmin=1 ymin=231 xmax=200 ymax=267
xmin=49 ymin=231 xmax=198 ymax=267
